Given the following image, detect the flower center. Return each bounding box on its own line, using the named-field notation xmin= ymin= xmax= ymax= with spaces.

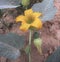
xmin=26 ymin=16 xmax=34 ymax=24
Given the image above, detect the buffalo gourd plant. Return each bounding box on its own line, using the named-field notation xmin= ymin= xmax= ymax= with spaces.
xmin=0 ymin=0 xmax=57 ymax=62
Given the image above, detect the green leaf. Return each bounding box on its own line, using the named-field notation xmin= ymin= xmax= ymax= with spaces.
xmin=32 ymin=0 xmax=54 ymax=12
xmin=0 ymin=33 xmax=25 ymax=49
xmin=0 ymin=42 xmax=20 ymax=59
xmin=32 ymin=0 xmax=57 ymax=22
xmin=0 ymin=0 xmax=22 ymax=9
xmin=41 ymin=7 xmax=57 ymax=21
xmin=45 ymin=47 xmax=60 ymax=62
xmin=0 ymin=33 xmax=25 ymax=59
xmin=25 ymin=45 xmax=30 ymax=55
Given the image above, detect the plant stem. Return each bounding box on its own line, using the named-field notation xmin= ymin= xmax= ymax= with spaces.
xmin=29 ymin=30 xmax=32 ymax=62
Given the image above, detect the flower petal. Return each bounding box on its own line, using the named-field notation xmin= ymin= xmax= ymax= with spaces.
xmin=16 ymin=15 xmax=26 ymax=22
xmin=24 ymin=9 xmax=33 ymax=16
xmin=31 ymin=18 xmax=42 ymax=29
xmin=20 ymin=22 xmax=30 ymax=31
xmin=33 ymin=12 xmax=42 ymax=18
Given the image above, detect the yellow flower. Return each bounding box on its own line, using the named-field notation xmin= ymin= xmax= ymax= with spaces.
xmin=16 ymin=9 xmax=42 ymax=31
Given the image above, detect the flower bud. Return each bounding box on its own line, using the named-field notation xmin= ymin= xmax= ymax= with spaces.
xmin=33 ymin=32 xmax=42 ymax=54
xmin=34 ymin=38 xmax=42 ymax=54
xmin=34 ymin=38 xmax=42 ymax=48
xmin=22 ymin=0 xmax=30 ymax=7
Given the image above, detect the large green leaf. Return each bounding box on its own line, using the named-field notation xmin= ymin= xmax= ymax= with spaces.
xmin=0 ymin=0 xmax=22 ymax=9
xmin=45 ymin=47 xmax=60 ymax=62
xmin=0 ymin=33 xmax=25 ymax=49
xmin=0 ymin=33 xmax=25 ymax=59
xmin=0 ymin=42 xmax=20 ymax=59
xmin=32 ymin=0 xmax=57 ymax=22
xmin=41 ymin=7 xmax=57 ymax=21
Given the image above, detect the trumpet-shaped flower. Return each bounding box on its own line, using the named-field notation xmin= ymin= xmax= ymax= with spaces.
xmin=16 ymin=9 xmax=42 ymax=31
